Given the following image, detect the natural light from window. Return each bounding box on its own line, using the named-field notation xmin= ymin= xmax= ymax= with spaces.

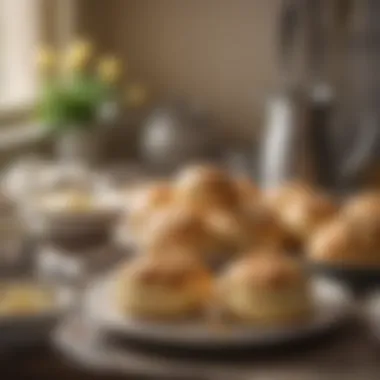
xmin=0 ymin=0 xmax=39 ymax=110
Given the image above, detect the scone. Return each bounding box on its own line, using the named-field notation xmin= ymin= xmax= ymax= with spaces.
xmin=343 ymin=192 xmax=380 ymax=220
xmin=307 ymin=217 xmax=380 ymax=267
xmin=217 ymin=252 xmax=312 ymax=324
xmin=201 ymin=201 xmax=287 ymax=256
xmin=174 ymin=165 xmax=239 ymax=210
xmin=127 ymin=181 xmax=173 ymax=237
xmin=342 ymin=192 xmax=380 ymax=250
xmin=234 ymin=176 xmax=260 ymax=209
xmin=278 ymin=193 xmax=337 ymax=241
xmin=240 ymin=202 xmax=288 ymax=251
xmin=264 ymin=181 xmax=315 ymax=211
xmin=202 ymin=208 xmax=249 ymax=253
xmin=140 ymin=205 xmax=217 ymax=257
xmin=205 ymin=201 xmax=287 ymax=252
xmin=116 ymin=254 xmax=212 ymax=319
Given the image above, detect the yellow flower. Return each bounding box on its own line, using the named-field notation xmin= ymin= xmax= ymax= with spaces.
xmin=126 ymin=84 xmax=148 ymax=107
xmin=36 ymin=46 xmax=55 ymax=74
xmin=64 ymin=39 xmax=93 ymax=72
xmin=98 ymin=56 xmax=123 ymax=84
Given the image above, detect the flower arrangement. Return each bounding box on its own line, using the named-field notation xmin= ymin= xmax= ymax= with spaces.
xmin=36 ymin=39 xmax=147 ymax=134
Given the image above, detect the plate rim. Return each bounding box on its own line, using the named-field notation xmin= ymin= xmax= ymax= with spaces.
xmin=84 ymin=274 xmax=352 ymax=348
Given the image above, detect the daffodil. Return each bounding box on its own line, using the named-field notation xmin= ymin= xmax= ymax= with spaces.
xmin=64 ymin=39 xmax=94 ymax=72
xmin=126 ymin=84 xmax=148 ymax=107
xmin=36 ymin=46 xmax=55 ymax=75
xmin=98 ymin=56 xmax=123 ymax=84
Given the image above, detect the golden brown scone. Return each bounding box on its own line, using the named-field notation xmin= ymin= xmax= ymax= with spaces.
xmin=202 ymin=209 xmax=249 ymax=253
xmin=343 ymin=192 xmax=380 ymax=220
xmin=174 ymin=165 xmax=239 ymax=210
xmin=241 ymin=202 xmax=288 ymax=250
xmin=217 ymin=252 xmax=312 ymax=324
xmin=128 ymin=181 xmax=173 ymax=236
xmin=278 ymin=193 xmax=338 ymax=241
xmin=140 ymin=205 xmax=217 ymax=257
xmin=307 ymin=217 xmax=380 ymax=267
xmin=116 ymin=253 xmax=212 ymax=319
xmin=201 ymin=200 xmax=288 ymax=255
xmin=342 ymin=192 xmax=380 ymax=250
xmin=264 ymin=181 xmax=315 ymax=211
xmin=234 ymin=176 xmax=260 ymax=209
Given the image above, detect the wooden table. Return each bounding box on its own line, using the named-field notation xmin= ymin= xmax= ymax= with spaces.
xmin=1 ymin=318 xmax=380 ymax=380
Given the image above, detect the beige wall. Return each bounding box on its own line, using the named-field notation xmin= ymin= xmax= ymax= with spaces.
xmin=81 ymin=0 xmax=282 ymax=141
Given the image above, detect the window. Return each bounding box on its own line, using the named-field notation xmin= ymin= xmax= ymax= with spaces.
xmin=0 ymin=0 xmax=76 ymax=123
xmin=0 ymin=0 xmax=40 ymax=110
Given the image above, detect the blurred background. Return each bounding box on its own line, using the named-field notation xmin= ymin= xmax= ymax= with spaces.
xmin=3 ymin=1 xmax=380 ymax=379
xmin=0 ymin=0 xmax=347 ymax=169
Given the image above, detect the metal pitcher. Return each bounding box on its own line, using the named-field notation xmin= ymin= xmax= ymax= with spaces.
xmin=259 ymin=0 xmax=351 ymax=191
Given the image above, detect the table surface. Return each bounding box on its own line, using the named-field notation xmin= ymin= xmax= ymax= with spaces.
xmin=1 ymin=317 xmax=380 ymax=380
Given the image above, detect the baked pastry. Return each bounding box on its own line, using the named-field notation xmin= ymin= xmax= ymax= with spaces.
xmin=342 ymin=192 xmax=380 ymax=249
xmin=140 ymin=205 xmax=217 ymax=257
xmin=307 ymin=217 xmax=380 ymax=267
xmin=217 ymin=252 xmax=312 ymax=324
xmin=201 ymin=200 xmax=287 ymax=255
xmin=240 ymin=202 xmax=288 ymax=250
xmin=278 ymin=193 xmax=337 ymax=241
xmin=234 ymin=176 xmax=260 ymax=209
xmin=343 ymin=192 xmax=380 ymax=220
xmin=116 ymin=253 xmax=212 ymax=319
xmin=174 ymin=165 xmax=239 ymax=210
xmin=264 ymin=181 xmax=315 ymax=211
xmin=127 ymin=181 xmax=173 ymax=237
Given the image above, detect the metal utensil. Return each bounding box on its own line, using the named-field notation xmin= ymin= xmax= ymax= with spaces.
xmin=259 ymin=0 xmax=312 ymax=189
xmin=260 ymin=0 xmax=341 ymax=190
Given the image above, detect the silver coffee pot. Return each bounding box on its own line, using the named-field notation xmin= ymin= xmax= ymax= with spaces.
xmin=259 ymin=0 xmax=351 ymax=191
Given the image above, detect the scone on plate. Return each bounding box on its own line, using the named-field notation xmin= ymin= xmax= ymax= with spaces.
xmin=277 ymin=193 xmax=337 ymax=241
xmin=343 ymin=192 xmax=380 ymax=220
xmin=307 ymin=217 xmax=380 ymax=267
xmin=140 ymin=205 xmax=216 ymax=256
xmin=264 ymin=181 xmax=315 ymax=211
xmin=127 ymin=181 xmax=173 ymax=237
xmin=174 ymin=164 xmax=239 ymax=210
xmin=240 ymin=202 xmax=288 ymax=251
xmin=234 ymin=176 xmax=260 ymax=209
xmin=202 ymin=201 xmax=288 ymax=254
xmin=116 ymin=253 xmax=212 ymax=320
xmin=342 ymin=192 xmax=380 ymax=250
xmin=217 ymin=252 xmax=312 ymax=324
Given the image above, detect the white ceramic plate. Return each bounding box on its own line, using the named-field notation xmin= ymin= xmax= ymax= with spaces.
xmin=84 ymin=274 xmax=352 ymax=349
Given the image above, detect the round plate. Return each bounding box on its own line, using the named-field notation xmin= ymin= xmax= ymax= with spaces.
xmin=306 ymin=260 xmax=380 ymax=294
xmin=84 ymin=275 xmax=351 ymax=349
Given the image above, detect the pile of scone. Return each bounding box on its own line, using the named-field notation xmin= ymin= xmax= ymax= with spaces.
xmin=115 ymin=165 xmax=323 ymax=325
xmin=115 ymin=164 xmax=380 ymax=324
